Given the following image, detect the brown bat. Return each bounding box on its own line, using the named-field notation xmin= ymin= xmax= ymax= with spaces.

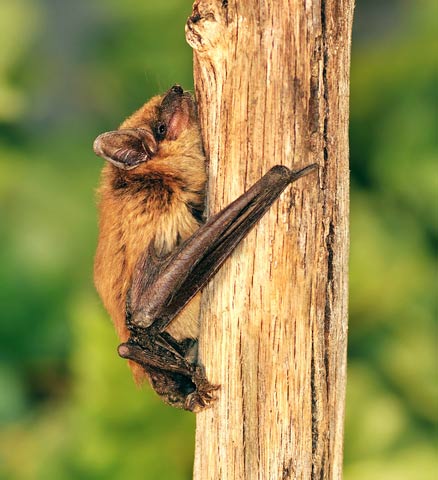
xmin=93 ymin=85 xmax=317 ymax=412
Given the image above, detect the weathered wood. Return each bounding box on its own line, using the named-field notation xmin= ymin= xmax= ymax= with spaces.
xmin=186 ymin=1 xmax=353 ymax=478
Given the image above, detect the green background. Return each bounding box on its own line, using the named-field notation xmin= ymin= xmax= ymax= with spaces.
xmin=0 ymin=1 xmax=436 ymax=478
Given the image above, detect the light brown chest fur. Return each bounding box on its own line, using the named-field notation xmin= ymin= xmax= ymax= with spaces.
xmin=94 ymin=162 xmax=205 ymax=344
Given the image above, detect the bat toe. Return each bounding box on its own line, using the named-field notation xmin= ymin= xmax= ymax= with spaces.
xmin=184 ymin=365 xmax=220 ymax=412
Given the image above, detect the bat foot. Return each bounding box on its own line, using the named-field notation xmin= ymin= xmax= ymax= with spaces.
xmin=184 ymin=365 xmax=220 ymax=412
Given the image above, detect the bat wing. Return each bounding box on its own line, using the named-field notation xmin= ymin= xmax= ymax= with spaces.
xmin=128 ymin=164 xmax=317 ymax=333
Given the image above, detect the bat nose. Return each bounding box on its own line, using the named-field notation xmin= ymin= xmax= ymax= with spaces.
xmin=171 ymin=84 xmax=184 ymax=95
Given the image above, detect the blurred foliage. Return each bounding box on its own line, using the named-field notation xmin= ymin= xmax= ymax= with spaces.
xmin=0 ymin=0 xmax=435 ymax=479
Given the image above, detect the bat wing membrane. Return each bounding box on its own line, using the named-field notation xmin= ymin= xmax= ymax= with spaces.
xmin=129 ymin=164 xmax=317 ymax=333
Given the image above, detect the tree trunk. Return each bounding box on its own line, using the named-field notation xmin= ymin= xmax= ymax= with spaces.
xmin=186 ymin=1 xmax=353 ymax=478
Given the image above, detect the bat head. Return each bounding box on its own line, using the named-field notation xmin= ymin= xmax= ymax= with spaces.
xmin=93 ymin=85 xmax=200 ymax=170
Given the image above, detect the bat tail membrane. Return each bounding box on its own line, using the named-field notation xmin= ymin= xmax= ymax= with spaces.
xmin=131 ymin=163 xmax=318 ymax=332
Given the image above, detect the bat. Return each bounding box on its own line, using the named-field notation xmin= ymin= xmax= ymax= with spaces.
xmin=93 ymin=85 xmax=317 ymax=412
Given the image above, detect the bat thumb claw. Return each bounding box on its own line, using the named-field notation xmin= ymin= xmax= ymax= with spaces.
xmin=290 ymin=163 xmax=319 ymax=181
xmin=118 ymin=343 xmax=131 ymax=358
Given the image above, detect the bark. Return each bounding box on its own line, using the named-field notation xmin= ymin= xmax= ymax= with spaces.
xmin=185 ymin=1 xmax=353 ymax=478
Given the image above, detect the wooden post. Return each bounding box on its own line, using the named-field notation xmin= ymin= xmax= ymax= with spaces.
xmin=186 ymin=1 xmax=353 ymax=478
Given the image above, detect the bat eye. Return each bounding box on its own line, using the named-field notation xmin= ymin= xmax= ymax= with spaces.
xmin=155 ymin=122 xmax=167 ymax=141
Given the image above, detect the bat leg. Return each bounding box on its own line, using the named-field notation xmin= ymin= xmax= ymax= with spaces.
xmin=118 ymin=336 xmax=218 ymax=411
xmin=118 ymin=335 xmax=192 ymax=377
xmin=184 ymin=364 xmax=219 ymax=412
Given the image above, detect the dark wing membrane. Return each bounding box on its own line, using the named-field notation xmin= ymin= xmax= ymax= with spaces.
xmin=130 ymin=164 xmax=317 ymax=332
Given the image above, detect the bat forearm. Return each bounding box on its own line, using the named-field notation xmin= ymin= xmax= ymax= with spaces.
xmin=130 ymin=164 xmax=318 ymax=334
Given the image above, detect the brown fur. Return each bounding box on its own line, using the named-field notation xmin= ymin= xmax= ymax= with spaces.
xmin=94 ymin=92 xmax=206 ymax=382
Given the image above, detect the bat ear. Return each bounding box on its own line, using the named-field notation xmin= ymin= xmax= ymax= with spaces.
xmin=166 ymin=105 xmax=190 ymax=140
xmin=93 ymin=128 xmax=157 ymax=170
xmin=160 ymin=85 xmax=193 ymax=140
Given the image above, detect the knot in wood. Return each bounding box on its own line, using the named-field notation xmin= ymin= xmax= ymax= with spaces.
xmin=185 ymin=0 xmax=228 ymax=53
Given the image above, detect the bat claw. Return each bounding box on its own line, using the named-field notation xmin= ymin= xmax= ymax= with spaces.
xmin=184 ymin=365 xmax=220 ymax=412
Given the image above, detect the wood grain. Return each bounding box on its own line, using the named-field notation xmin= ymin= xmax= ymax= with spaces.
xmin=186 ymin=1 xmax=353 ymax=478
